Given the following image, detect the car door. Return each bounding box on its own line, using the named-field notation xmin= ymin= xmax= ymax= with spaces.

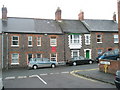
xmin=79 ymin=56 xmax=86 ymax=64
xmin=43 ymin=58 xmax=51 ymax=67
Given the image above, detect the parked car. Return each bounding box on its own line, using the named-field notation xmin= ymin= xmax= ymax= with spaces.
xmin=114 ymin=70 xmax=120 ymax=89
xmin=97 ymin=49 xmax=119 ymax=62
xmin=28 ymin=58 xmax=57 ymax=69
xmin=66 ymin=56 xmax=94 ymax=66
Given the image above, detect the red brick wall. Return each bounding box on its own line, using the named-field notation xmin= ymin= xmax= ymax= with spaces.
xmin=99 ymin=59 xmax=120 ymax=74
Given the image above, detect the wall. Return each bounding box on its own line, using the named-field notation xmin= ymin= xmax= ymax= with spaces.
xmin=3 ymin=33 xmax=64 ymax=69
xmin=91 ymin=32 xmax=118 ymax=60
xmin=99 ymin=59 xmax=120 ymax=74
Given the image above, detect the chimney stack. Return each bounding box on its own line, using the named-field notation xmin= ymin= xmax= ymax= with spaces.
xmin=113 ymin=12 xmax=116 ymax=21
xmin=2 ymin=5 xmax=7 ymax=20
xmin=55 ymin=7 xmax=61 ymax=21
xmin=78 ymin=10 xmax=84 ymax=20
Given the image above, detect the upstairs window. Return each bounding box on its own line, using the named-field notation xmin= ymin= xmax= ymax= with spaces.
xmin=96 ymin=34 xmax=102 ymax=43
xmin=114 ymin=34 xmax=118 ymax=43
xmin=28 ymin=36 xmax=32 ymax=47
xmin=85 ymin=34 xmax=90 ymax=45
xmin=69 ymin=35 xmax=80 ymax=44
xmin=11 ymin=36 xmax=19 ymax=46
xmin=50 ymin=37 xmax=57 ymax=46
xmin=37 ymin=37 xmax=41 ymax=46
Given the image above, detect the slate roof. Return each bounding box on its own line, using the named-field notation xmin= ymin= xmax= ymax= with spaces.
xmin=34 ymin=19 xmax=62 ymax=34
xmin=58 ymin=20 xmax=89 ymax=33
xmin=2 ymin=17 xmax=63 ymax=34
xmin=82 ymin=19 xmax=118 ymax=32
xmin=2 ymin=17 xmax=35 ymax=33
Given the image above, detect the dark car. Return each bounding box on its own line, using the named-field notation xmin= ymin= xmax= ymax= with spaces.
xmin=66 ymin=56 xmax=94 ymax=66
xmin=97 ymin=49 xmax=119 ymax=62
xmin=114 ymin=70 xmax=120 ymax=89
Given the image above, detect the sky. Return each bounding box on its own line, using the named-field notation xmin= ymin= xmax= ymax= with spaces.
xmin=0 ymin=0 xmax=118 ymax=20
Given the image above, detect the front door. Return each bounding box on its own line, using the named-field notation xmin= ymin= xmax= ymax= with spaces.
xmin=86 ymin=50 xmax=90 ymax=59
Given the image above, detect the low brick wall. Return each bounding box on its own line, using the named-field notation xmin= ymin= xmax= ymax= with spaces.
xmin=99 ymin=59 xmax=120 ymax=74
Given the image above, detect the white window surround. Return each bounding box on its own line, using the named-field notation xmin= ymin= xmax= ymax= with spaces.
xmin=37 ymin=37 xmax=41 ymax=46
xmin=96 ymin=34 xmax=102 ymax=43
xmin=11 ymin=53 xmax=19 ymax=65
xmin=71 ymin=50 xmax=79 ymax=58
xmin=50 ymin=37 xmax=57 ymax=46
xmin=114 ymin=34 xmax=118 ymax=43
xmin=84 ymin=49 xmax=91 ymax=59
xmin=11 ymin=36 xmax=19 ymax=47
xmin=68 ymin=35 xmax=82 ymax=49
xmin=28 ymin=36 xmax=33 ymax=47
xmin=50 ymin=53 xmax=57 ymax=62
xmin=84 ymin=34 xmax=91 ymax=45
xmin=36 ymin=53 xmax=42 ymax=58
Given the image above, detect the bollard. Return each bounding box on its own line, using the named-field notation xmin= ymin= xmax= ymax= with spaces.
xmin=104 ymin=64 xmax=108 ymax=73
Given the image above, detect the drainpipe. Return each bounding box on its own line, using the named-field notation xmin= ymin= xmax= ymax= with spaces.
xmin=1 ymin=33 xmax=3 ymax=69
xmin=6 ymin=33 xmax=8 ymax=70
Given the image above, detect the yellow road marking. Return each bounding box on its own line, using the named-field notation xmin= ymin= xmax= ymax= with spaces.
xmin=70 ymin=68 xmax=99 ymax=82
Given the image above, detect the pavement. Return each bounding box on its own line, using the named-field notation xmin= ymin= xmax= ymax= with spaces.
xmin=72 ymin=68 xmax=115 ymax=85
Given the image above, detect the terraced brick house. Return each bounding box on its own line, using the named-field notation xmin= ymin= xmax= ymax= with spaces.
xmin=79 ymin=11 xmax=118 ymax=60
xmin=1 ymin=6 xmax=64 ymax=69
xmin=1 ymin=6 xmax=118 ymax=69
xmin=56 ymin=8 xmax=92 ymax=61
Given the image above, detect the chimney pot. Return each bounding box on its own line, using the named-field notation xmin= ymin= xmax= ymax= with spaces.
xmin=113 ymin=12 xmax=116 ymax=21
xmin=55 ymin=7 xmax=61 ymax=20
xmin=78 ymin=10 xmax=84 ymax=20
xmin=2 ymin=5 xmax=7 ymax=20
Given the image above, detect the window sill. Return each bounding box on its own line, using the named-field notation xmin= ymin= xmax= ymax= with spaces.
xmin=114 ymin=42 xmax=118 ymax=44
xmin=97 ymin=42 xmax=102 ymax=43
xmin=11 ymin=45 xmax=19 ymax=47
xmin=11 ymin=63 xmax=19 ymax=65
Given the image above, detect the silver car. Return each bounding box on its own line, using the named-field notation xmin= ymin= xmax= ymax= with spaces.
xmin=28 ymin=58 xmax=57 ymax=69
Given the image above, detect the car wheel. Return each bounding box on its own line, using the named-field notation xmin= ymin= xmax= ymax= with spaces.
xmin=117 ymin=58 xmax=120 ymax=60
xmin=51 ymin=64 xmax=56 ymax=68
xmin=89 ymin=61 xmax=93 ymax=64
xmin=33 ymin=65 xmax=38 ymax=69
xmin=73 ymin=62 xmax=77 ymax=66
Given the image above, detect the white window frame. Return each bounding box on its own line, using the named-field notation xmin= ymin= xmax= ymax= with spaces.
xmin=50 ymin=37 xmax=57 ymax=46
xmin=96 ymin=34 xmax=102 ymax=43
xmin=69 ymin=35 xmax=80 ymax=44
xmin=50 ymin=53 xmax=57 ymax=62
xmin=36 ymin=53 xmax=42 ymax=58
xmin=114 ymin=34 xmax=118 ymax=43
xmin=11 ymin=53 xmax=19 ymax=65
xmin=37 ymin=37 xmax=41 ymax=46
xmin=71 ymin=50 xmax=79 ymax=58
xmin=11 ymin=36 xmax=19 ymax=47
xmin=28 ymin=36 xmax=33 ymax=47
xmin=85 ymin=34 xmax=91 ymax=45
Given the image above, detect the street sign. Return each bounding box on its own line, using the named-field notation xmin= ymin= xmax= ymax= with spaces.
xmin=100 ymin=61 xmax=110 ymax=65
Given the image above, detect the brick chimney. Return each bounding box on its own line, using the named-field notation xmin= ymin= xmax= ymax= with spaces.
xmin=55 ymin=7 xmax=61 ymax=20
xmin=78 ymin=10 xmax=84 ymax=20
xmin=2 ymin=5 xmax=7 ymax=20
xmin=113 ymin=12 xmax=116 ymax=21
